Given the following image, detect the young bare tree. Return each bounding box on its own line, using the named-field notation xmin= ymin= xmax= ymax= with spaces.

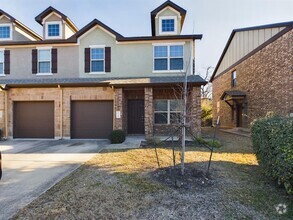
xmin=200 ymin=66 xmax=214 ymax=99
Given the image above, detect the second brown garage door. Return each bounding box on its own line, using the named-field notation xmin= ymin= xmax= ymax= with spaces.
xmin=71 ymin=101 xmax=113 ymax=139
xmin=13 ymin=101 xmax=54 ymax=138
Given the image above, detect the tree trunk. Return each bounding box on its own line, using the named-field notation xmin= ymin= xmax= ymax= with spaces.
xmin=181 ymin=72 xmax=188 ymax=175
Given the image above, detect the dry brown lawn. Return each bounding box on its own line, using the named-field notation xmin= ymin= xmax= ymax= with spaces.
xmin=13 ymin=129 xmax=292 ymax=219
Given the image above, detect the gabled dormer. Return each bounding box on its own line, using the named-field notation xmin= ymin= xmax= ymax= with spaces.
xmin=35 ymin=6 xmax=78 ymax=40
xmin=0 ymin=9 xmax=41 ymax=41
xmin=151 ymin=0 xmax=186 ymax=36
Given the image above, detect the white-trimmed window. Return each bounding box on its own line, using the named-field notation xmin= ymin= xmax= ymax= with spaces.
xmin=0 ymin=50 xmax=4 ymax=75
xmin=91 ymin=47 xmax=105 ymax=73
xmin=232 ymin=70 xmax=236 ymax=87
xmin=154 ymin=99 xmax=183 ymax=124
xmin=38 ymin=48 xmax=51 ymax=74
xmin=45 ymin=21 xmax=62 ymax=39
xmin=153 ymin=44 xmax=184 ymax=72
xmin=0 ymin=24 xmax=12 ymax=40
xmin=159 ymin=16 xmax=177 ymax=35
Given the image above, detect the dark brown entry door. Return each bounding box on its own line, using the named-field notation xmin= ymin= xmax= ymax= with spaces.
xmin=71 ymin=101 xmax=113 ymax=139
xmin=236 ymin=104 xmax=243 ymax=127
xmin=128 ymin=100 xmax=144 ymax=134
xmin=13 ymin=101 xmax=54 ymax=138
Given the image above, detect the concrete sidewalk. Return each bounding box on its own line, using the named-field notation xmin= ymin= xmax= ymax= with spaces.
xmin=0 ymin=140 xmax=107 ymax=220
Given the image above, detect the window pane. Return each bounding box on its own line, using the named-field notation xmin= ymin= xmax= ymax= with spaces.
xmin=48 ymin=24 xmax=60 ymax=37
xmin=155 ymin=113 xmax=168 ymax=124
xmin=0 ymin=26 xmax=10 ymax=38
xmin=0 ymin=63 xmax=3 ymax=74
xmin=38 ymin=50 xmax=51 ymax=61
xmin=170 ymin=45 xmax=183 ymax=57
xmin=0 ymin=51 xmax=3 ymax=62
xmin=162 ymin=19 xmax=175 ymax=32
xmin=91 ymin=48 xmax=104 ymax=60
xmin=154 ymin=59 xmax=168 ymax=70
xmin=170 ymin=58 xmax=183 ymax=70
xmin=91 ymin=60 xmax=104 ymax=72
xmin=170 ymin=113 xmax=182 ymax=124
xmin=39 ymin=62 xmax=50 ymax=73
xmin=154 ymin=46 xmax=167 ymax=58
xmin=170 ymin=100 xmax=183 ymax=111
xmin=154 ymin=100 xmax=168 ymax=111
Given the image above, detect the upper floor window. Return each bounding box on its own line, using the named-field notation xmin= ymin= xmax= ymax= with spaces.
xmin=38 ymin=49 xmax=51 ymax=73
xmin=45 ymin=21 xmax=62 ymax=39
xmin=91 ymin=47 xmax=105 ymax=73
xmin=0 ymin=50 xmax=4 ymax=75
xmin=159 ymin=16 xmax=177 ymax=35
xmin=232 ymin=70 xmax=237 ymax=87
xmin=153 ymin=44 xmax=184 ymax=72
xmin=0 ymin=24 xmax=12 ymax=40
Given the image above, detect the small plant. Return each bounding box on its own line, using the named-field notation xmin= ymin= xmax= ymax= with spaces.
xmin=109 ymin=130 xmax=126 ymax=144
xmin=194 ymin=136 xmax=222 ymax=148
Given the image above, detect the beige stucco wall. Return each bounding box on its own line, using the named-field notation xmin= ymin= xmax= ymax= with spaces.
xmin=78 ymin=26 xmax=193 ymax=78
xmin=3 ymin=46 xmax=79 ymax=79
xmin=155 ymin=7 xmax=181 ymax=36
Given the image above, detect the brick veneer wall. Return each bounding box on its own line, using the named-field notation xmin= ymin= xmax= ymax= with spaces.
xmin=212 ymin=29 xmax=293 ymax=127
xmin=3 ymin=87 xmax=114 ymax=139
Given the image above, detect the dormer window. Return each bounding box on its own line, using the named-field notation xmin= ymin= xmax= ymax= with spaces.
xmin=45 ymin=21 xmax=62 ymax=39
xmin=159 ymin=16 xmax=177 ymax=35
xmin=0 ymin=24 xmax=12 ymax=40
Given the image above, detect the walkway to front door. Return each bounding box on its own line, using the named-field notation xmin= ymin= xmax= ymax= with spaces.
xmin=128 ymin=100 xmax=145 ymax=134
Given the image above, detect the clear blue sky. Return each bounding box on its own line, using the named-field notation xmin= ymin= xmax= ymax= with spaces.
xmin=1 ymin=0 xmax=292 ymax=76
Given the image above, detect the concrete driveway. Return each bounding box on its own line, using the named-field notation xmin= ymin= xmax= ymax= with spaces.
xmin=0 ymin=140 xmax=107 ymax=220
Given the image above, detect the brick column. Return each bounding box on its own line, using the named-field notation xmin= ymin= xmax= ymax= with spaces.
xmin=191 ymin=86 xmax=201 ymax=137
xmin=144 ymin=87 xmax=153 ymax=140
xmin=114 ymin=88 xmax=123 ymax=130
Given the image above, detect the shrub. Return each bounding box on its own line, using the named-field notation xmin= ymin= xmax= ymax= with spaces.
xmin=201 ymin=99 xmax=213 ymax=127
xmin=194 ymin=136 xmax=222 ymax=148
xmin=109 ymin=130 xmax=126 ymax=144
xmin=251 ymin=116 xmax=293 ymax=194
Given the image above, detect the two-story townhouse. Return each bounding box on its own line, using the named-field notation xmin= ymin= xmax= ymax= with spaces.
xmin=210 ymin=21 xmax=293 ymax=128
xmin=0 ymin=1 xmax=206 ymax=140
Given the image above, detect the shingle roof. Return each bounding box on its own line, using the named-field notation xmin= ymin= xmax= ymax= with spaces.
xmin=0 ymin=75 xmax=207 ymax=88
xmin=220 ymin=90 xmax=246 ymax=100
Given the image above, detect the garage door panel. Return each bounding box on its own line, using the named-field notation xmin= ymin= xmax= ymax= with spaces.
xmin=13 ymin=102 xmax=54 ymax=138
xmin=71 ymin=101 xmax=113 ymax=139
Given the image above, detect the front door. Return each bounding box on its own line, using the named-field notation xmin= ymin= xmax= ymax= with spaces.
xmin=236 ymin=104 xmax=243 ymax=127
xmin=128 ymin=100 xmax=145 ymax=134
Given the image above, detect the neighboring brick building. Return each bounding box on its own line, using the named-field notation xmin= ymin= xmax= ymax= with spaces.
xmin=0 ymin=1 xmax=206 ymax=140
xmin=210 ymin=22 xmax=293 ymax=128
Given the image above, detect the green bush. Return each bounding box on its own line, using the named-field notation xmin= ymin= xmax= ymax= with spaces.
xmin=194 ymin=136 xmax=222 ymax=148
xmin=201 ymin=99 xmax=213 ymax=127
xmin=251 ymin=116 xmax=293 ymax=194
xmin=109 ymin=130 xmax=126 ymax=144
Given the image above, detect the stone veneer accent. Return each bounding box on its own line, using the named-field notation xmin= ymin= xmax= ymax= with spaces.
xmin=144 ymin=87 xmax=153 ymax=140
xmin=190 ymin=86 xmax=202 ymax=136
xmin=212 ymin=29 xmax=293 ymax=127
xmin=114 ymin=88 xmax=123 ymax=130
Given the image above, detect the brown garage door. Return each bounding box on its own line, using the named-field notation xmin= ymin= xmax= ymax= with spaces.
xmin=13 ymin=101 xmax=54 ymax=138
xmin=71 ymin=101 xmax=113 ymax=139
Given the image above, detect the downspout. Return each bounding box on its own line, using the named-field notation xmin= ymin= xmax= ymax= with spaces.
xmin=58 ymin=85 xmax=63 ymax=139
